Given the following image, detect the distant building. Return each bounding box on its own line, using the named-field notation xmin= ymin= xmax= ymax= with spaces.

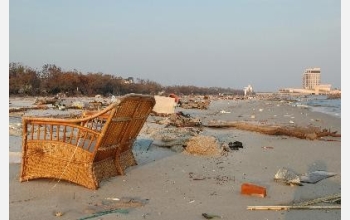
xmin=243 ymin=85 xmax=253 ymax=96
xmin=303 ymin=67 xmax=320 ymax=89
xmin=124 ymin=77 xmax=134 ymax=84
xmin=278 ymin=67 xmax=336 ymax=95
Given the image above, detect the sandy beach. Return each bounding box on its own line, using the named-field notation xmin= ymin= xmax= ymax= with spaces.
xmin=9 ymin=96 xmax=341 ymax=220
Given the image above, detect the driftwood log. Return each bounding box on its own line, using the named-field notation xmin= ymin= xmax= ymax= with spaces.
xmin=204 ymin=121 xmax=340 ymax=140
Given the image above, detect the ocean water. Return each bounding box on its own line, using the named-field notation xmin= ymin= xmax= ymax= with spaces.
xmin=293 ymin=95 xmax=341 ymax=118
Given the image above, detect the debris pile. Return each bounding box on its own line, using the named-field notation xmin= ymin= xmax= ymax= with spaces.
xmin=169 ymin=111 xmax=202 ymax=127
xmin=184 ymin=135 xmax=223 ymax=156
xmin=178 ymin=95 xmax=210 ymax=109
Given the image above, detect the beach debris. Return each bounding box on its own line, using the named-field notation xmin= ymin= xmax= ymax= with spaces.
xmin=262 ymin=146 xmax=274 ymax=150
xmin=9 ymin=123 xmax=22 ymax=136
xmin=274 ymin=168 xmax=337 ymax=186
xmin=57 ymin=104 xmax=66 ymax=111
xmin=169 ymin=111 xmax=202 ymax=127
xmin=247 ymin=205 xmax=341 ymax=211
xmin=88 ymin=101 xmax=103 ymax=110
xmin=220 ymin=110 xmax=231 ymax=114
xmin=79 ymin=196 xmax=148 ymax=219
xmin=221 ymin=142 xmax=231 ymax=152
xmin=204 ymin=121 xmax=341 ymax=140
xmin=110 ymin=95 xmax=117 ymax=103
xmin=274 ymin=167 xmax=302 ymax=186
xmin=247 ymin=193 xmax=341 ymax=210
xmin=53 ymin=211 xmax=64 ymax=217
xmin=104 ymin=197 xmax=120 ymax=201
xmin=292 ymin=193 xmax=341 ymax=206
xmin=178 ymin=96 xmax=211 ymax=109
xmin=228 ymin=141 xmax=243 ymax=150
xmin=71 ymin=101 xmax=86 ymax=109
xmin=34 ymin=97 xmax=58 ymax=105
xmin=169 ymin=93 xmax=181 ymax=104
xmin=9 ymin=105 xmax=49 ymax=113
xmin=188 ymin=172 xmax=234 ymax=184
xmin=299 ymin=170 xmax=337 ymax=184
xmin=78 ymin=208 xmax=129 ymax=220
xmin=241 ymin=183 xmax=267 ymax=198
xmin=146 ymin=126 xmax=201 ymax=152
xmin=152 ymin=95 xmax=177 ymax=115
xmin=202 ymin=213 xmax=222 ymax=219
xmin=184 ymin=135 xmax=223 ymax=156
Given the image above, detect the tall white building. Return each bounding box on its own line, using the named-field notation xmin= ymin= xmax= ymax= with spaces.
xmin=302 ymin=67 xmax=321 ymax=89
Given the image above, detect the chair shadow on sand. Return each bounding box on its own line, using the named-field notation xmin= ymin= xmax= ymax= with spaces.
xmin=130 ymin=137 xmax=178 ymax=167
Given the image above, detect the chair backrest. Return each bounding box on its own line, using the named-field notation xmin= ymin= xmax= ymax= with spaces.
xmin=92 ymin=94 xmax=156 ymax=162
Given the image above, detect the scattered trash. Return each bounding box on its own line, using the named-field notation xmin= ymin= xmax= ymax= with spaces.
xmin=292 ymin=193 xmax=341 ymax=206
xmin=78 ymin=208 xmax=129 ymax=220
xmin=299 ymin=170 xmax=337 ymax=184
xmin=53 ymin=211 xmax=64 ymax=217
xmin=274 ymin=167 xmax=337 ymax=186
xmin=169 ymin=111 xmax=202 ymax=127
xmin=220 ymin=110 xmax=231 ymax=114
xmin=110 ymin=95 xmax=118 ymax=103
xmin=247 ymin=205 xmax=341 ymax=211
xmin=262 ymin=146 xmax=274 ymax=150
xmin=274 ymin=167 xmax=302 ymax=186
xmin=202 ymin=213 xmax=222 ymax=219
xmin=169 ymin=93 xmax=180 ymax=104
xmin=105 ymin=197 xmax=120 ymax=201
xmin=178 ymin=96 xmax=211 ymax=109
xmin=71 ymin=101 xmax=86 ymax=109
xmin=228 ymin=141 xmax=243 ymax=150
xmin=241 ymin=183 xmax=267 ymax=198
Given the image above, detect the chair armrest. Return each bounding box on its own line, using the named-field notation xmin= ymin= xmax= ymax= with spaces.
xmin=22 ymin=117 xmax=102 ymax=152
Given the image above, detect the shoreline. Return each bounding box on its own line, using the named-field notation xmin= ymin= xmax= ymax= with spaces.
xmin=9 ymin=96 xmax=341 ymax=220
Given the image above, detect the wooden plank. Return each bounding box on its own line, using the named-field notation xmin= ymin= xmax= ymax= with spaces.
xmin=247 ymin=205 xmax=341 ymax=211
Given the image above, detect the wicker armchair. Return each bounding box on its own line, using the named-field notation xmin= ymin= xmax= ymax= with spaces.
xmin=20 ymin=94 xmax=156 ymax=189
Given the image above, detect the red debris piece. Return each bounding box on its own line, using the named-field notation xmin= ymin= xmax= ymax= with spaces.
xmin=241 ymin=183 xmax=267 ymax=198
xmin=169 ymin=93 xmax=180 ymax=103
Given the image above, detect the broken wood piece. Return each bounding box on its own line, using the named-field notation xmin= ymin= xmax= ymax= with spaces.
xmin=247 ymin=205 xmax=341 ymax=210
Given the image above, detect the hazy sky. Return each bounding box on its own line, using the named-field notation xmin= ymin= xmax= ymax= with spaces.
xmin=9 ymin=0 xmax=341 ymax=92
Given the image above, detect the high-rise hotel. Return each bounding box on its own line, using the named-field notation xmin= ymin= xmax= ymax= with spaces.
xmin=302 ymin=67 xmax=321 ymax=89
xmin=279 ymin=67 xmax=337 ymax=94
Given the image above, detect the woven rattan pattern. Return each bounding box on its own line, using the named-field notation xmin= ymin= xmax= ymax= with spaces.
xmin=20 ymin=94 xmax=156 ymax=189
